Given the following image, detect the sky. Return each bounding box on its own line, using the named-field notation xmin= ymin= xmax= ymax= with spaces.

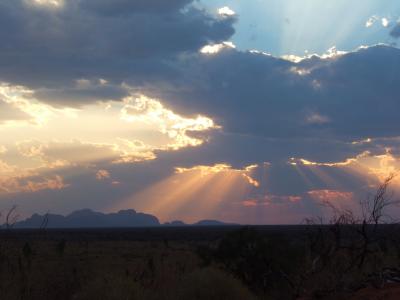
xmin=1 ymin=0 xmax=400 ymax=224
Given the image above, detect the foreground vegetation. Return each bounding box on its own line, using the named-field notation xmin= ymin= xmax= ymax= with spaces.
xmin=1 ymin=176 xmax=400 ymax=299
xmin=0 ymin=224 xmax=399 ymax=300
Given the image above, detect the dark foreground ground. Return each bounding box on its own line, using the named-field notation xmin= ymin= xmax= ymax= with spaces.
xmin=1 ymin=226 xmax=400 ymax=300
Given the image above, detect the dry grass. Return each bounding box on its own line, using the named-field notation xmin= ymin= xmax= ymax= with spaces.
xmin=0 ymin=238 xmax=256 ymax=300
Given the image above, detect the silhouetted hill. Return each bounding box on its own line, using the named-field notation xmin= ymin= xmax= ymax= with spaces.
xmin=14 ymin=209 xmax=160 ymax=228
xmin=12 ymin=209 xmax=234 ymax=228
xmin=163 ymin=220 xmax=187 ymax=227
xmin=193 ymin=220 xmax=233 ymax=226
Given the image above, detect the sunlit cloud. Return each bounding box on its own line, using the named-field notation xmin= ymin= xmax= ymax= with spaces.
xmin=382 ymin=17 xmax=390 ymax=28
xmin=0 ymin=175 xmax=67 ymax=194
xmin=366 ymin=16 xmax=379 ymax=28
xmin=0 ymin=160 xmax=17 ymax=176
xmin=365 ymin=15 xmax=392 ymax=28
xmin=0 ymin=159 xmax=67 ymax=194
xmin=363 ymin=151 xmax=400 ymax=182
xmin=16 ymin=140 xmax=117 ymax=168
xmin=28 ymin=0 xmax=63 ymax=8
xmin=121 ymin=95 xmax=218 ymax=150
xmin=113 ymin=139 xmax=156 ymax=163
xmin=200 ymin=42 xmax=236 ymax=55
xmin=290 ymin=66 xmax=311 ymax=76
xmin=281 ymin=55 xmax=305 ymax=63
xmin=0 ymin=82 xmax=77 ymax=127
xmin=290 ymin=149 xmax=400 ymax=190
xmin=175 ymin=164 xmax=260 ymax=187
xmin=0 ymin=84 xmax=221 ymax=199
xmin=308 ymin=189 xmax=353 ymax=205
xmin=352 ymin=138 xmax=372 ymax=145
xmin=282 ymin=46 xmax=347 ymax=63
xmin=24 ymin=175 xmax=67 ymax=193
xmin=218 ymin=6 xmax=236 ymax=17
xmin=96 ymin=169 xmax=111 ymax=181
xmin=308 ymin=190 xmax=353 ymax=202
xmin=306 ymin=112 xmax=331 ymax=125
xmin=242 ymin=200 xmax=258 ymax=207
xmin=243 ymin=194 xmax=302 ymax=207
xmin=0 ymin=82 xmax=218 ymax=172
xmin=0 ymin=146 xmax=7 ymax=154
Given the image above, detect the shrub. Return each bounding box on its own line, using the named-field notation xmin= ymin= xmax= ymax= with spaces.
xmin=200 ymin=227 xmax=303 ymax=298
xmin=176 ymin=267 xmax=256 ymax=300
xmin=73 ymin=276 xmax=145 ymax=300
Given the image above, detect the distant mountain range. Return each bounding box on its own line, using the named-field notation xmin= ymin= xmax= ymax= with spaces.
xmin=12 ymin=209 xmax=234 ymax=228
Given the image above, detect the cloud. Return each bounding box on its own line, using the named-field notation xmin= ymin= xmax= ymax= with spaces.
xmin=148 ymin=45 xmax=400 ymax=145
xmin=390 ymin=22 xmax=400 ymax=38
xmin=28 ymin=0 xmax=63 ymax=8
xmin=15 ymin=139 xmax=157 ymax=168
xmin=218 ymin=6 xmax=236 ymax=17
xmin=382 ymin=18 xmax=390 ymax=28
xmin=0 ymin=99 xmax=31 ymax=124
xmin=0 ymin=0 xmax=236 ymax=95
xmin=243 ymin=194 xmax=303 ymax=207
xmin=200 ymin=41 xmax=236 ymax=55
xmin=1 ymin=1 xmax=400 ymax=223
xmin=307 ymin=189 xmax=353 ymax=204
xmin=121 ymin=95 xmax=218 ymax=150
xmin=0 ymin=137 xmax=397 ymax=223
xmin=365 ymin=16 xmax=393 ymax=29
xmin=96 ymin=169 xmax=111 ymax=181
xmin=34 ymin=79 xmax=129 ymax=107
xmin=0 ymin=158 xmax=67 ymax=194
xmin=5 ymin=2 xmax=399 ymax=148
xmin=78 ymin=0 xmax=193 ymax=15
xmin=0 ymin=174 xmax=67 ymax=194
xmin=0 ymin=83 xmax=58 ymax=126
xmin=366 ymin=16 xmax=378 ymax=28
xmin=175 ymin=163 xmax=259 ymax=187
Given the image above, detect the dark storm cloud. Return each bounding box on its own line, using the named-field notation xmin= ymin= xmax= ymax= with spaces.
xmin=34 ymin=81 xmax=129 ymax=107
xmin=0 ymin=0 xmax=235 ymax=92
xmin=78 ymin=0 xmax=193 ymax=15
xmin=148 ymin=45 xmax=400 ymax=142
xmin=155 ymin=131 xmax=380 ymax=168
xmin=390 ymin=22 xmax=400 ymax=38
xmin=2 ymin=0 xmax=400 ymax=145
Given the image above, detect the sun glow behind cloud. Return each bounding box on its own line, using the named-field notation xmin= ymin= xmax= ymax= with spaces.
xmin=218 ymin=6 xmax=236 ymax=17
xmin=113 ymin=163 xmax=260 ymax=223
xmin=290 ymin=149 xmax=400 ymax=189
xmin=200 ymin=41 xmax=236 ymax=54
xmin=0 ymin=83 xmax=217 ymax=194
xmin=121 ymin=95 xmax=217 ymax=150
xmin=0 ymin=83 xmax=56 ymax=127
xmin=29 ymin=0 xmax=63 ymax=8
xmin=3 ymin=76 xmax=399 ymax=220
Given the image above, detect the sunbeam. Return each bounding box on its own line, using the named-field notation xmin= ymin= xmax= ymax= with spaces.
xmin=201 ymin=0 xmax=400 ymax=56
xmin=114 ymin=164 xmax=260 ymax=223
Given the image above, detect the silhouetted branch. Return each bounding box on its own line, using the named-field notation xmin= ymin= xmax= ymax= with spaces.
xmin=6 ymin=205 xmax=19 ymax=229
xmin=40 ymin=211 xmax=50 ymax=230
